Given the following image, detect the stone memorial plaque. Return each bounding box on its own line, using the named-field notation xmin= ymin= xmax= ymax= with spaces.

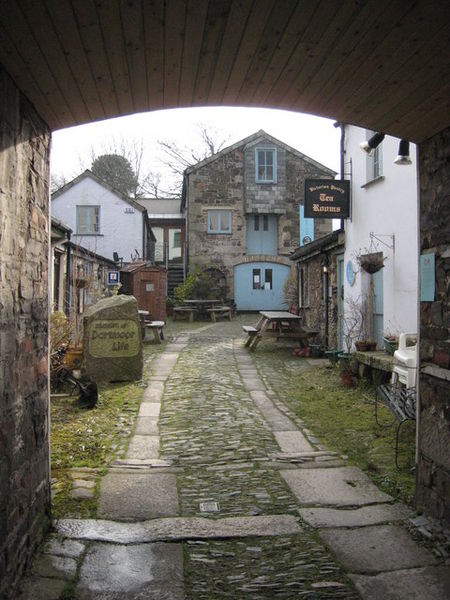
xmin=83 ymin=295 xmax=143 ymax=382
xmin=89 ymin=320 xmax=140 ymax=358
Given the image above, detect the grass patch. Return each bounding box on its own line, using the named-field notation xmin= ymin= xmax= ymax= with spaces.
xmin=50 ymin=380 xmax=144 ymax=517
xmin=253 ymin=349 xmax=415 ymax=505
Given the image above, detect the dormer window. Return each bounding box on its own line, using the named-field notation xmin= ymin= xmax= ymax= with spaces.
xmin=255 ymin=148 xmax=277 ymax=183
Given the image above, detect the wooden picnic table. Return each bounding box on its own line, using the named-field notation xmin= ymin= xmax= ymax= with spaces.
xmin=183 ymin=299 xmax=221 ymax=318
xmin=243 ymin=310 xmax=318 ymax=351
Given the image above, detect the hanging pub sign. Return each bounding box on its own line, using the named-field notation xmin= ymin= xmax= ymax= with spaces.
xmin=304 ymin=179 xmax=350 ymax=219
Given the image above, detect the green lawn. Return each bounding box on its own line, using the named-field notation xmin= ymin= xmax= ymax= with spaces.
xmin=253 ymin=349 xmax=416 ymax=506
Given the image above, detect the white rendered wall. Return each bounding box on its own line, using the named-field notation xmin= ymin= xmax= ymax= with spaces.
xmin=52 ymin=177 xmax=145 ymax=262
xmin=343 ymin=126 xmax=418 ymax=339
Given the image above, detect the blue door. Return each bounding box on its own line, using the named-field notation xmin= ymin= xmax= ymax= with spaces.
xmin=371 ymin=270 xmax=384 ymax=348
xmin=234 ymin=262 xmax=290 ymax=310
xmin=246 ymin=214 xmax=277 ymax=255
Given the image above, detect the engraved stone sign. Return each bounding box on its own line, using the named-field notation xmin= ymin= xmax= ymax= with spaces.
xmin=82 ymin=295 xmax=143 ymax=382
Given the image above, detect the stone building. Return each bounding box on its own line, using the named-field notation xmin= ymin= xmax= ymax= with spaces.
xmin=182 ymin=130 xmax=335 ymax=311
xmin=290 ymin=230 xmax=345 ymax=349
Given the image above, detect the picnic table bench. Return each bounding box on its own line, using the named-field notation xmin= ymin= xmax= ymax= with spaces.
xmin=173 ymin=306 xmax=197 ymax=322
xmin=206 ymin=305 xmax=232 ymax=322
xmin=375 ymin=382 xmax=416 ymax=468
xmin=144 ymin=320 xmax=165 ymax=344
xmin=243 ymin=311 xmax=318 ymax=351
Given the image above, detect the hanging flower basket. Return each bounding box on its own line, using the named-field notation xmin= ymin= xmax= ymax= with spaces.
xmin=357 ymin=252 xmax=385 ymax=274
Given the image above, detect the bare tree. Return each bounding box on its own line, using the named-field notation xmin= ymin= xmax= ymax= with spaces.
xmin=158 ymin=123 xmax=230 ymax=193
xmin=51 ymin=172 xmax=69 ymax=194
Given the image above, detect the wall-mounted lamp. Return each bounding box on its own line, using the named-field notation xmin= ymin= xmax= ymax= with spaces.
xmin=394 ymin=139 xmax=412 ymax=165
xmin=360 ymin=132 xmax=385 ymax=156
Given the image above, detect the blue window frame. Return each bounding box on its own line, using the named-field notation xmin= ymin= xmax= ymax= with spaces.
xmin=76 ymin=205 xmax=100 ymax=234
xmin=207 ymin=210 xmax=232 ymax=234
xmin=255 ymin=148 xmax=277 ymax=183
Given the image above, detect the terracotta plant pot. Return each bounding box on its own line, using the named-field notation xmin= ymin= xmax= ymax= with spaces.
xmin=355 ymin=341 xmax=369 ymax=352
xmin=340 ymin=371 xmax=355 ymax=387
xmin=64 ymin=347 xmax=83 ymax=369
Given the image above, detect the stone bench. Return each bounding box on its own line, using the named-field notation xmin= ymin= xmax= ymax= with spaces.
xmin=206 ymin=306 xmax=232 ymax=322
xmin=173 ymin=306 xmax=197 ymax=322
xmin=144 ymin=320 xmax=165 ymax=344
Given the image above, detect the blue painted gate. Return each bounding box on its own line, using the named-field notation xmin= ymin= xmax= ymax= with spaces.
xmin=234 ymin=262 xmax=290 ymax=311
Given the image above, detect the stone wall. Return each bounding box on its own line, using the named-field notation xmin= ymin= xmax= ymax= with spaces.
xmin=297 ymin=254 xmax=339 ymax=348
xmin=187 ymin=137 xmax=332 ymax=296
xmin=417 ymin=126 xmax=450 ymax=521
xmin=0 ymin=66 xmax=51 ymax=597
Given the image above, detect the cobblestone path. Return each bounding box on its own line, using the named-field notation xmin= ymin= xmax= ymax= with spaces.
xmin=21 ymin=317 xmax=447 ymax=600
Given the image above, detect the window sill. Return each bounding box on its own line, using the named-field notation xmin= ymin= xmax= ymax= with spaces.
xmin=256 ymin=181 xmax=277 ymax=185
xmin=361 ymin=175 xmax=385 ymax=189
xmin=207 ymin=231 xmax=232 ymax=235
xmin=74 ymin=233 xmax=104 ymax=236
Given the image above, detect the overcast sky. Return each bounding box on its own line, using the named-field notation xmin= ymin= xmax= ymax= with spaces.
xmin=51 ymin=106 xmax=341 ymax=193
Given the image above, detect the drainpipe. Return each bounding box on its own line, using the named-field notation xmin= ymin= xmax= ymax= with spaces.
xmin=65 ymin=233 xmax=71 ymax=316
xmin=339 ymin=123 xmax=346 ymax=230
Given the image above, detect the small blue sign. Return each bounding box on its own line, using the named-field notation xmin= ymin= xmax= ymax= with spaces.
xmin=346 ymin=260 xmax=356 ymax=286
xmin=108 ymin=270 xmax=120 ymax=285
xmin=420 ymin=253 xmax=435 ymax=302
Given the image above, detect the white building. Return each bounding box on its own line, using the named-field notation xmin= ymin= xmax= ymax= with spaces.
xmin=341 ymin=126 xmax=418 ymax=348
xmin=51 ymin=170 xmax=152 ymax=264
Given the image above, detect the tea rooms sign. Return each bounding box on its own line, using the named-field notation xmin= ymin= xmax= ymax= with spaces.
xmin=304 ymin=179 xmax=350 ymax=219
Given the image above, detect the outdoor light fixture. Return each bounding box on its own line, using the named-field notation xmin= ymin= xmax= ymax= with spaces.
xmin=394 ymin=139 xmax=412 ymax=165
xmin=360 ymin=132 xmax=385 ymax=155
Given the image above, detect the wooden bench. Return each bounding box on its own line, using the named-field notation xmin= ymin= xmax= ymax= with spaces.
xmin=173 ymin=306 xmax=197 ymax=322
xmin=375 ymin=383 xmax=416 ymax=468
xmin=144 ymin=320 xmax=165 ymax=344
xmin=242 ymin=325 xmax=258 ymax=347
xmin=206 ymin=306 xmax=232 ymax=322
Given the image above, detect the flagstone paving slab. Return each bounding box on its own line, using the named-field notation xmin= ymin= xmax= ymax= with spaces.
xmin=320 ymin=525 xmax=438 ymax=573
xmin=31 ymin=554 xmax=77 ymax=580
xmin=126 ymin=434 xmax=159 ymax=459
xmin=134 ymin=416 xmax=159 ymax=435
xmin=299 ymin=503 xmax=412 ymax=528
xmin=56 ymin=515 xmax=302 ymax=543
xmin=98 ymin=473 xmax=179 ymax=521
xmin=142 ymin=383 xmax=164 ymax=402
xmin=350 ymin=566 xmax=450 ymax=600
xmin=281 ymin=466 xmax=393 ymax=506
xmin=274 ymin=430 xmax=314 ymax=453
xmin=76 ymin=542 xmax=184 ymax=600
xmin=137 ymin=402 xmax=161 ymax=418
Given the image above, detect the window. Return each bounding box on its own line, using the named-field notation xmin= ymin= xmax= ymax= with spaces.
xmin=207 ymin=210 xmax=232 ymax=234
xmin=253 ymin=268 xmax=261 ymax=290
xmin=365 ymin=132 xmax=383 ymax=181
xmin=255 ymin=148 xmax=277 ymax=183
xmin=253 ymin=215 xmax=268 ymax=231
xmin=76 ymin=206 xmax=100 ymax=234
xmin=173 ymin=231 xmax=181 ymax=248
xmin=264 ymin=268 xmax=273 ymax=290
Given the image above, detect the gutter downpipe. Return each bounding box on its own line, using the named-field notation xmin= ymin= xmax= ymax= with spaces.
xmin=65 ymin=232 xmax=72 ymax=316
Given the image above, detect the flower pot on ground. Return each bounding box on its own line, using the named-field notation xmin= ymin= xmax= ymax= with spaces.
xmin=340 ymin=370 xmax=356 ymax=387
xmin=64 ymin=346 xmax=83 ymax=369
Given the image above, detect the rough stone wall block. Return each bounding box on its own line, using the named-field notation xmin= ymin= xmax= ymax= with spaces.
xmin=0 ymin=66 xmax=51 ymax=598
xmin=417 ymin=126 xmax=450 ymax=521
